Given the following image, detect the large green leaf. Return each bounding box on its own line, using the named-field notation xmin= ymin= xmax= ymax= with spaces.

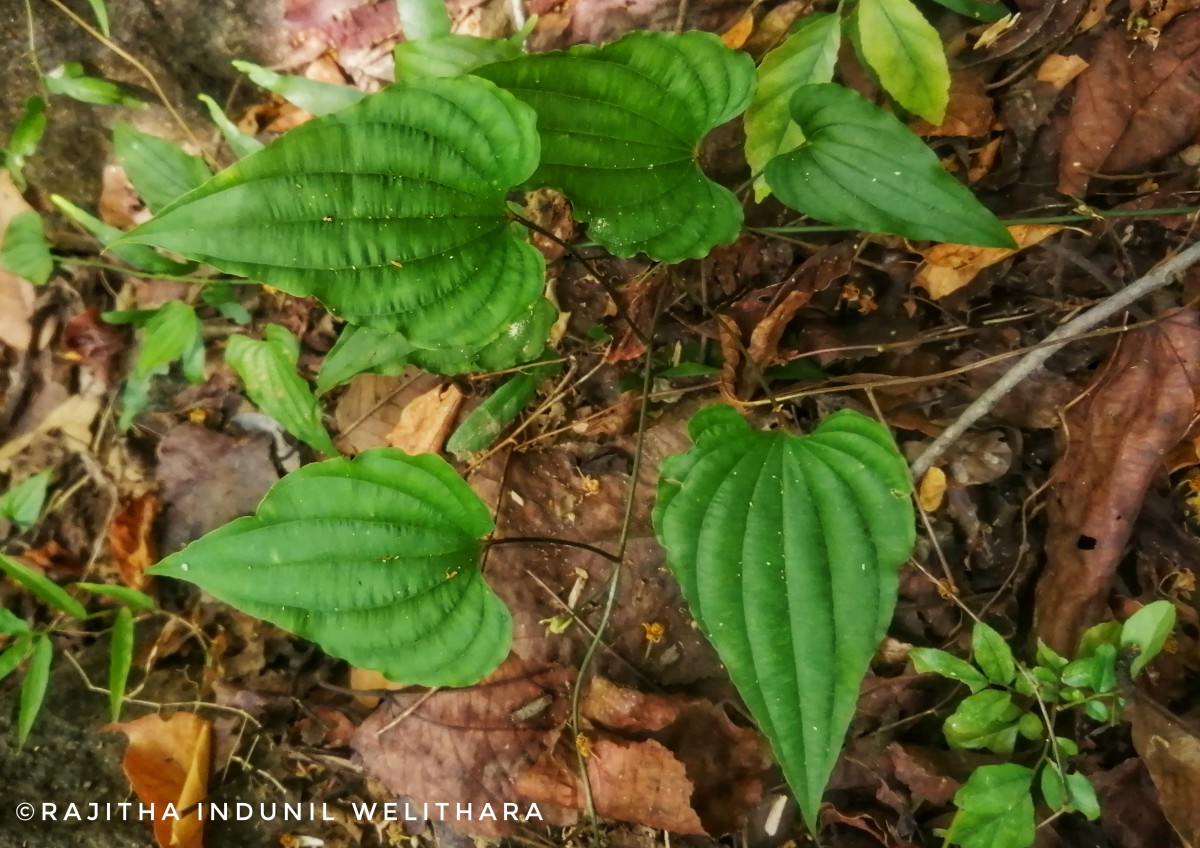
xmin=764 ymin=84 xmax=1015 ymax=247
xmin=855 ymin=0 xmax=949 ymax=124
xmin=113 ymin=123 xmax=212 ymax=212
xmin=653 ymin=405 xmax=914 ymax=828
xmin=476 ymin=31 xmax=755 ymax=262
xmin=148 ymin=450 xmax=510 ymax=686
xmin=744 ymin=13 xmax=840 ymax=202
xmin=119 ymin=76 xmax=545 ymax=350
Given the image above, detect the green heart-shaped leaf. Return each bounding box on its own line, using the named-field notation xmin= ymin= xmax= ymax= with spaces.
xmin=477 ymin=31 xmax=756 ymax=262
xmin=149 ymin=450 xmax=510 ymax=686
xmin=653 ymin=405 xmax=915 ymax=828
xmin=120 ymin=76 xmax=546 ymax=350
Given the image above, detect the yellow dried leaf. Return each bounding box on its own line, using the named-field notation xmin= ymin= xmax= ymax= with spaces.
xmin=915 ymin=224 xmax=1063 ymax=299
xmin=917 ymin=467 xmax=947 ymax=512
xmin=721 ymin=8 xmax=755 ymax=49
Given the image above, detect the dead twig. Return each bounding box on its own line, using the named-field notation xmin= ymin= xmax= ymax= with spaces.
xmin=910 ymin=238 xmax=1200 ymax=479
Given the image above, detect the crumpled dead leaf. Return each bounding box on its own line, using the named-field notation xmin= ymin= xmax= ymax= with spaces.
xmin=384 ymin=381 xmax=463 ymax=455
xmin=914 ymin=224 xmax=1063 ymax=299
xmin=1130 ymin=699 xmax=1200 ymax=847
xmin=1035 ymin=310 xmax=1200 ymax=653
xmin=107 ymin=493 xmax=160 ymax=591
xmin=1060 ymin=14 xmax=1200 ymax=196
xmin=104 ymin=712 xmax=211 ymax=848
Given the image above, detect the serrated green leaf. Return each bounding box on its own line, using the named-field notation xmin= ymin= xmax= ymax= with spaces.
xmin=928 ymin=0 xmax=1009 ymax=22
xmin=764 ymin=84 xmax=1015 ymax=247
xmin=744 ymin=13 xmax=840 ymax=202
xmin=972 ymin=621 xmax=1016 ymax=685
xmin=113 ymin=123 xmax=212 ymax=213
xmin=909 ymin=647 xmax=988 ymax=693
xmin=0 ymin=607 xmax=30 ymax=635
xmin=108 ymin=606 xmax=133 ymax=722
xmin=51 ymin=194 xmax=195 ymax=275
xmin=394 ymin=34 xmax=520 ymax=80
xmin=73 ymin=582 xmax=155 ymax=611
xmin=1121 ymin=600 xmax=1176 ymax=677
xmin=197 ymin=94 xmax=264 ymax=158
xmin=397 ymin=0 xmax=452 ymax=40
xmin=945 ymin=764 xmax=1035 ymax=848
xmin=135 ymin=301 xmax=201 ymax=379
xmin=0 ymin=468 xmax=52 ymax=528
xmin=446 ymin=363 xmax=556 ymax=458
xmin=0 ymin=554 xmax=87 ymax=619
xmin=0 ymin=634 xmax=34 ymax=683
xmin=226 ymin=326 xmax=338 ymax=455
xmin=18 ymin=634 xmax=52 ymax=747
xmin=856 ymin=0 xmax=949 ymax=124
xmin=46 ymin=62 xmax=144 ymax=108
xmin=476 ymin=31 xmax=755 ymax=262
xmin=148 ymin=449 xmax=510 ymax=686
xmin=944 ymin=689 xmax=1022 ymax=752
xmin=121 ymin=76 xmax=545 ymax=350
xmin=1065 ymin=771 xmax=1101 ymax=821
xmin=0 ymin=211 xmax=53 ymax=285
xmin=233 ymin=60 xmax=365 ymax=116
xmin=653 ymin=405 xmax=914 ymax=828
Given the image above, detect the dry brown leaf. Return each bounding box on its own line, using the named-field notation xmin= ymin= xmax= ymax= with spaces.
xmin=384 ymin=382 xmax=463 ymax=455
xmin=0 ymin=394 xmax=101 ymax=470
xmin=104 ymin=712 xmax=211 ymax=848
xmin=917 ymin=467 xmax=947 ymax=512
xmin=1130 ymin=700 xmax=1200 ymax=847
xmin=107 ymin=493 xmax=160 ymax=591
xmin=914 ymin=224 xmax=1063 ymax=299
xmin=1077 ymin=0 xmax=1113 ymax=32
xmin=333 ymin=370 xmax=444 ymax=454
xmin=1035 ymin=310 xmax=1200 ymax=653
xmin=1036 ymin=53 xmax=1090 ymax=92
xmin=910 ymin=72 xmax=994 ymax=138
xmin=582 ymin=676 xmax=679 ymax=732
xmin=0 ymin=272 xmax=36 ymax=352
xmin=721 ymin=7 xmax=754 ymax=49
xmin=1060 ymin=14 xmax=1200 ymax=196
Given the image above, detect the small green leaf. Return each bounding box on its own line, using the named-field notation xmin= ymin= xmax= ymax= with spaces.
xmin=1055 ymin=736 xmax=1079 ymax=756
xmin=1121 ymin=600 xmax=1176 ymax=677
xmin=395 ymin=35 xmax=520 ymax=81
xmin=200 ymin=282 xmax=252 ymax=325
xmin=397 ymin=0 xmax=452 ymax=40
xmin=0 ymin=554 xmax=87 ymax=619
xmin=18 ymin=634 xmax=53 ymax=748
xmin=226 ymin=326 xmax=338 ymax=455
xmin=108 ymin=607 xmax=134 ymax=722
xmin=117 ymin=371 xmax=152 ymax=432
xmin=84 ymin=0 xmax=111 ymax=35
xmin=1061 ymin=657 xmax=1098 ymax=689
xmin=0 ymin=607 xmax=30 ymax=635
xmin=944 ymin=689 xmax=1022 ymax=752
xmin=0 ymin=468 xmax=52 ymax=528
xmin=0 ymin=634 xmax=34 ymax=683
xmin=1036 ymin=639 xmax=1069 ymax=672
xmin=653 ymin=405 xmax=915 ymax=828
xmin=446 ymin=363 xmax=557 ymax=458
xmin=1077 ymin=620 xmax=1121 ymax=658
xmin=1084 ymin=698 xmax=1110 ymax=722
xmin=476 ymin=31 xmax=756 ymax=262
xmin=1040 ymin=762 xmax=1067 ymax=812
xmin=1065 ymin=771 xmax=1101 ymax=821
xmin=123 ymin=76 xmax=545 ymax=350
xmin=5 ymin=96 xmax=47 ymax=190
xmin=73 ymin=582 xmax=155 ymax=611
xmin=112 ymin=123 xmax=212 ymax=213
xmin=46 ymin=62 xmax=144 ymax=108
xmin=945 ymin=764 xmax=1035 ymax=848
xmin=0 ymin=211 xmax=53 ymax=285
xmin=765 ymin=84 xmax=1014 ymax=247
xmin=909 ymin=647 xmax=988 ymax=693
xmin=1092 ymin=642 xmax=1117 ymax=693
xmin=135 ymin=302 xmax=202 ymax=379
xmin=233 ymin=60 xmax=365 ymax=116
xmin=197 ymin=94 xmax=264 ymax=158
xmin=744 ymin=12 xmax=840 ymax=201
xmin=1017 ymin=711 xmax=1043 ymax=741
xmin=928 ymin=0 xmax=1009 ymax=22
xmin=51 ymin=194 xmax=195 ymax=275
xmin=972 ymin=621 xmax=1016 ymax=685
xmin=318 ymin=325 xmax=417 ymax=394
xmin=855 ymin=0 xmax=949 ymax=124
xmin=148 ymin=450 xmax=510 ymax=686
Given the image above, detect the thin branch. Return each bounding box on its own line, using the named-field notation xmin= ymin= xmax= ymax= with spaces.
xmin=911 ymin=238 xmax=1200 ymax=479
xmin=486 ymin=536 xmax=621 ymax=564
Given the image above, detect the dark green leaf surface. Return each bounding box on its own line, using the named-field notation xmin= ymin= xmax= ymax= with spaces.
xmin=929 ymin=0 xmax=1009 ymax=22
xmin=944 ymin=689 xmax=1022 ymax=752
xmin=476 ymin=31 xmax=755 ymax=261
xmin=73 ymin=582 xmax=156 ymax=611
xmin=121 ymin=77 xmax=545 ymax=349
xmin=148 ymin=450 xmax=511 ymax=686
xmin=0 ymin=554 xmax=87 ymax=619
xmin=446 ymin=363 xmax=556 ymax=458
xmin=135 ymin=302 xmax=202 ymax=379
xmin=51 ymin=194 xmax=196 ymax=275
xmin=0 ymin=211 xmax=53 ymax=285
xmin=5 ymin=96 xmax=47 ymax=189
xmin=910 ymin=647 xmax=988 ymax=693
xmin=653 ymin=405 xmax=914 ymax=827
xmin=765 ymin=84 xmax=1015 ymax=247
xmin=109 ymin=606 xmax=133 ymax=722
xmin=0 ymin=635 xmax=33 ymax=683
xmin=226 ymin=325 xmax=339 ymax=455
xmin=113 ymin=123 xmax=212 ymax=212
xmin=18 ymin=634 xmax=52 ymax=748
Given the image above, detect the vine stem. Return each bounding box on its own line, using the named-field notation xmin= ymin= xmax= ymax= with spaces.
xmin=485 ymin=536 xmax=621 ymax=564
xmin=910 ymin=237 xmax=1200 ymax=479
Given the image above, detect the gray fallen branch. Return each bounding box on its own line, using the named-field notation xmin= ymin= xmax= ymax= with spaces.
xmin=910 ymin=237 xmax=1200 ymax=480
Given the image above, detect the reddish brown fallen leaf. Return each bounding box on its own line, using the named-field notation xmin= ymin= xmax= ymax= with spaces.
xmin=107 ymin=493 xmax=160 ymax=591
xmin=1092 ymin=757 xmax=1177 ymax=848
xmin=910 ymin=72 xmax=994 ymax=138
xmin=1130 ymin=699 xmax=1200 ymax=847
xmin=582 ymin=675 xmax=679 ymax=732
xmin=104 ymin=712 xmax=211 ymax=848
xmin=886 ymin=743 xmax=960 ymax=806
xmin=914 ymin=224 xmax=1063 ymax=299
xmin=1035 ymin=310 xmax=1200 ymax=654
xmin=1060 ymin=14 xmax=1200 ymax=196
